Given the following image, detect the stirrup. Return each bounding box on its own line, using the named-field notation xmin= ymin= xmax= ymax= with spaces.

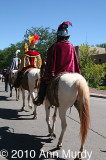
xmin=14 ymin=82 xmax=20 ymax=88
xmin=34 ymin=97 xmax=42 ymax=106
xmin=34 ymin=101 xmax=41 ymax=106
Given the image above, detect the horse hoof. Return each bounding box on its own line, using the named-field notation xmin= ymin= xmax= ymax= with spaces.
xmin=21 ymin=108 xmax=25 ymax=111
xmin=33 ymin=115 xmax=37 ymax=119
xmin=50 ymin=133 xmax=56 ymax=139
xmin=16 ymin=98 xmax=19 ymax=101
xmin=29 ymin=105 xmax=32 ymax=109
xmin=74 ymin=156 xmax=82 ymax=160
xmin=57 ymin=143 xmax=62 ymax=149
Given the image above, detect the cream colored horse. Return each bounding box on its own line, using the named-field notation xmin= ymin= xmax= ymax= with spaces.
xmin=39 ymin=72 xmax=90 ymax=160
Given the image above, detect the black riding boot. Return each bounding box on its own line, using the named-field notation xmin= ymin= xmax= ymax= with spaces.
xmin=14 ymin=72 xmax=22 ymax=88
xmin=34 ymin=79 xmax=47 ymax=106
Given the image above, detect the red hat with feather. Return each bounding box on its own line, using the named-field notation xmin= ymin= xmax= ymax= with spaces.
xmin=56 ymin=21 xmax=72 ymax=37
xmin=29 ymin=34 xmax=40 ymax=50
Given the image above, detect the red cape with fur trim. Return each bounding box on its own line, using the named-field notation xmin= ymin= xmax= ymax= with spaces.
xmin=43 ymin=40 xmax=81 ymax=80
xmin=22 ymin=51 xmax=39 ymax=71
xmin=25 ymin=51 xmax=39 ymax=66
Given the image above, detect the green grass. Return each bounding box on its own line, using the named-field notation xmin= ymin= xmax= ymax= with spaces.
xmin=89 ymin=84 xmax=106 ymax=91
xmin=96 ymin=86 xmax=106 ymax=91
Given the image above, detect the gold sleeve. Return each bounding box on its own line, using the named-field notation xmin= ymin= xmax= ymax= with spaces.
xmin=18 ymin=54 xmax=31 ymax=71
xmin=34 ymin=55 xmax=42 ymax=69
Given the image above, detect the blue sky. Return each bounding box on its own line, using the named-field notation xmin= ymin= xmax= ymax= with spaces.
xmin=0 ymin=0 xmax=106 ymax=50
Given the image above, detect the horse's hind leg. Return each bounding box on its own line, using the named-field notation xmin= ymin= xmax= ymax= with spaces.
xmin=74 ymin=100 xmax=80 ymax=116
xmin=45 ymin=100 xmax=52 ymax=134
xmin=10 ymin=86 xmax=12 ymax=97
xmin=21 ymin=88 xmax=25 ymax=111
xmin=30 ymin=91 xmax=38 ymax=119
xmin=50 ymin=107 xmax=57 ymax=139
xmin=57 ymin=107 xmax=67 ymax=148
xmin=28 ymin=92 xmax=32 ymax=109
xmin=15 ymin=88 xmax=18 ymax=101
xmin=17 ymin=87 xmax=21 ymax=100
xmin=33 ymin=104 xmax=37 ymax=119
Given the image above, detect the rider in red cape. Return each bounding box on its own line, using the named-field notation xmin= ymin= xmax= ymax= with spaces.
xmin=22 ymin=50 xmax=40 ymax=70
xmin=34 ymin=21 xmax=81 ymax=105
xmin=14 ymin=34 xmax=42 ymax=88
xmin=20 ymin=34 xmax=41 ymax=71
xmin=43 ymin=40 xmax=81 ymax=80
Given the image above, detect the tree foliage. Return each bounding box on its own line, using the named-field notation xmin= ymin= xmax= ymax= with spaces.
xmin=89 ymin=63 xmax=106 ymax=87
xmin=0 ymin=27 xmax=105 ymax=88
xmin=25 ymin=27 xmax=56 ymax=58
xmin=79 ymin=43 xmax=106 ymax=87
xmin=0 ymin=26 xmax=56 ymax=70
xmin=96 ymin=43 xmax=106 ymax=50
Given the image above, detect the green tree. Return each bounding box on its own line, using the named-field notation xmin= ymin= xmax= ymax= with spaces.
xmin=79 ymin=44 xmax=95 ymax=81
xmin=25 ymin=26 xmax=56 ymax=58
xmin=89 ymin=64 xmax=105 ymax=87
xmin=0 ymin=44 xmax=19 ymax=69
xmin=0 ymin=26 xmax=57 ymax=69
xmin=96 ymin=43 xmax=106 ymax=50
xmin=79 ymin=43 xmax=105 ymax=87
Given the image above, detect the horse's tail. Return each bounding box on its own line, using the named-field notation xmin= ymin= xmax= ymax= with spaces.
xmin=76 ymin=78 xmax=90 ymax=145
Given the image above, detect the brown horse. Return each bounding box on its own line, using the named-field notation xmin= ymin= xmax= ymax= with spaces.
xmin=20 ymin=68 xmax=40 ymax=118
xmin=8 ymin=70 xmax=21 ymax=101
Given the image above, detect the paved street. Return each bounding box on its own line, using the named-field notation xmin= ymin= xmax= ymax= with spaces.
xmin=0 ymin=80 xmax=106 ymax=160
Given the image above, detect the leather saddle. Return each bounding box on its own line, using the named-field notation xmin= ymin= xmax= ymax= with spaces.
xmin=46 ymin=72 xmax=68 ymax=107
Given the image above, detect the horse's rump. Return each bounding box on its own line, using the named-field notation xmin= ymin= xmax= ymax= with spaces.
xmin=21 ymin=68 xmax=32 ymax=91
xmin=47 ymin=72 xmax=89 ymax=108
xmin=21 ymin=68 xmax=40 ymax=91
xmin=9 ymin=70 xmax=18 ymax=86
